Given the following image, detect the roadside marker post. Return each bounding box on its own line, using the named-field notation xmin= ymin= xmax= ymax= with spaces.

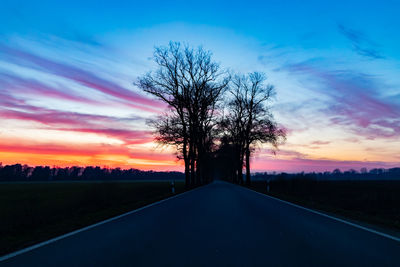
xmin=171 ymin=180 xmax=175 ymax=194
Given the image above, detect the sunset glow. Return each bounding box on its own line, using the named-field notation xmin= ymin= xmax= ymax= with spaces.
xmin=1 ymin=1 xmax=399 ymax=172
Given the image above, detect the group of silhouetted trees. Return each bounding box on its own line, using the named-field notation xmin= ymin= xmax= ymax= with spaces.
xmin=218 ymin=73 xmax=285 ymax=185
xmin=0 ymin=163 xmax=184 ymax=182
xmin=1 ymin=163 xmax=397 ymax=182
xmin=136 ymin=42 xmax=285 ymax=187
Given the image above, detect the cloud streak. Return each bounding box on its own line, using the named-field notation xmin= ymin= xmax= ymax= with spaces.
xmin=54 ymin=128 xmax=154 ymax=145
xmin=338 ymin=24 xmax=385 ymax=60
xmin=0 ymin=91 xmax=154 ymax=145
xmin=0 ymin=107 xmax=152 ymax=144
xmin=0 ymin=41 xmax=168 ymax=166
xmin=310 ymin=140 xmax=330 ymax=145
xmin=0 ymin=44 xmax=165 ymax=113
xmin=0 ymin=73 xmax=101 ymax=105
xmin=287 ymin=62 xmax=400 ymax=139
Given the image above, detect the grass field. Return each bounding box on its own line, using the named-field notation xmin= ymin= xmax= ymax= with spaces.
xmin=0 ymin=181 xmax=185 ymax=256
xmin=248 ymin=179 xmax=400 ymax=233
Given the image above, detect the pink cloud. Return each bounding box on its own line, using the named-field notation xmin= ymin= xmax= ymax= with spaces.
xmin=54 ymin=128 xmax=154 ymax=145
xmin=0 ymin=74 xmax=156 ymax=146
xmin=0 ymin=45 xmax=166 ymax=113
xmin=0 ymin=73 xmax=101 ymax=105
xmin=0 ymin=104 xmax=155 ymax=145
xmin=310 ymin=140 xmax=330 ymax=145
xmin=0 ymin=107 xmax=113 ymax=126
xmin=287 ymin=63 xmax=400 ymax=139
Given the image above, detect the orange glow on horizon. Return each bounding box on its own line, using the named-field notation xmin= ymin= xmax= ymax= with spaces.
xmin=0 ymin=151 xmax=183 ymax=171
xmin=0 ymin=138 xmax=184 ymax=171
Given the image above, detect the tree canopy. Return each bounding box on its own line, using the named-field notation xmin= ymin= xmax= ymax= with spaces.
xmin=136 ymin=42 xmax=285 ymax=186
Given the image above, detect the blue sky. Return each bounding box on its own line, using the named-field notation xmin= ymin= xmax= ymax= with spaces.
xmin=0 ymin=0 xmax=399 ymax=172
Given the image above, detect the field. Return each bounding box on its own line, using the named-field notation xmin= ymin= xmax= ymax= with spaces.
xmin=0 ymin=181 xmax=185 ymax=256
xmin=249 ymin=179 xmax=400 ymax=233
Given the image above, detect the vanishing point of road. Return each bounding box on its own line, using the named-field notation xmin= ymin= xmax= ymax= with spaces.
xmin=2 ymin=181 xmax=400 ymax=266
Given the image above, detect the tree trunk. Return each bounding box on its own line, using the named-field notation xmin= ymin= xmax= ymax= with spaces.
xmin=238 ymin=151 xmax=244 ymax=184
xmin=189 ymin=142 xmax=196 ymax=187
xmin=196 ymin=156 xmax=202 ymax=185
xmin=183 ymin=138 xmax=190 ymax=188
xmin=184 ymin=160 xmax=190 ymax=188
xmin=196 ymin=140 xmax=205 ymax=185
xmin=181 ymin=115 xmax=190 ymax=188
xmin=245 ymin=145 xmax=251 ymax=186
xmin=238 ymin=165 xmax=243 ymax=184
xmin=235 ymin=147 xmax=241 ymax=184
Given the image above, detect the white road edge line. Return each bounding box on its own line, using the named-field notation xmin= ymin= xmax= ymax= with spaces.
xmin=245 ymin=186 xmax=400 ymax=243
xmin=0 ymin=185 xmax=205 ymax=262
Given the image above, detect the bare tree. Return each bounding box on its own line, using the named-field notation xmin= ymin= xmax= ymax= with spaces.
xmin=219 ymin=81 xmax=247 ymax=184
xmin=222 ymin=72 xmax=286 ymax=185
xmin=136 ymin=42 xmax=229 ymax=187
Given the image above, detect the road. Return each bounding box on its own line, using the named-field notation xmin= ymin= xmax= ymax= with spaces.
xmin=2 ymin=181 xmax=400 ymax=266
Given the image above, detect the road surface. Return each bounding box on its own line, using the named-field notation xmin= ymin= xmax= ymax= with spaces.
xmin=1 ymin=181 xmax=400 ymax=266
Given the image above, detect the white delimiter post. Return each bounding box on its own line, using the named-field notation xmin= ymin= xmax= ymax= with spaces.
xmin=171 ymin=180 xmax=175 ymax=194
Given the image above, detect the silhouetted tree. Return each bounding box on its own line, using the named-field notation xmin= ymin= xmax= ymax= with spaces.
xmin=221 ymin=72 xmax=285 ymax=185
xmin=69 ymin=166 xmax=83 ymax=180
xmin=136 ymin=42 xmax=229 ymax=187
xmin=219 ymin=83 xmax=247 ymax=183
xmin=31 ymin=166 xmax=51 ymax=181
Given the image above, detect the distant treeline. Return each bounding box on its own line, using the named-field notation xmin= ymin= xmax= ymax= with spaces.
xmin=0 ymin=164 xmax=184 ymax=182
xmin=253 ymin=167 xmax=400 ymax=181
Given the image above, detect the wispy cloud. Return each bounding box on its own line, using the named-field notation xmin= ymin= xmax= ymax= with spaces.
xmin=53 ymin=128 xmax=153 ymax=145
xmin=0 ymin=38 xmax=172 ymax=168
xmin=338 ymin=24 xmax=385 ymax=60
xmin=0 ymin=44 xmax=164 ymax=113
xmin=310 ymin=140 xmax=330 ymax=145
xmin=0 ymin=107 xmax=151 ymax=144
xmin=0 ymin=104 xmax=117 ymax=127
xmin=0 ymin=91 xmax=154 ymax=145
xmin=286 ymin=62 xmax=400 ymax=139
xmin=0 ymin=73 xmax=101 ymax=105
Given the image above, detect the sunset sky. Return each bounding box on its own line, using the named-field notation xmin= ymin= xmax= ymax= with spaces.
xmin=0 ymin=0 xmax=399 ymax=172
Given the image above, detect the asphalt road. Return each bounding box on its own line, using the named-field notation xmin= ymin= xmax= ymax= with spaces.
xmin=2 ymin=181 xmax=400 ymax=266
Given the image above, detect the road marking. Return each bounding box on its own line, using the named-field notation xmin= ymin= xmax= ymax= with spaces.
xmin=0 ymin=185 xmax=205 ymax=262
xmin=245 ymin=186 xmax=400 ymax=243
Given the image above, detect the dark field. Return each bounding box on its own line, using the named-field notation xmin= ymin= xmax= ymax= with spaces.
xmin=0 ymin=181 xmax=184 ymax=256
xmin=249 ymin=179 xmax=400 ymax=233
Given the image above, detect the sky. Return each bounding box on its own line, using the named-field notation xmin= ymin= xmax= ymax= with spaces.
xmin=0 ymin=0 xmax=399 ymax=172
